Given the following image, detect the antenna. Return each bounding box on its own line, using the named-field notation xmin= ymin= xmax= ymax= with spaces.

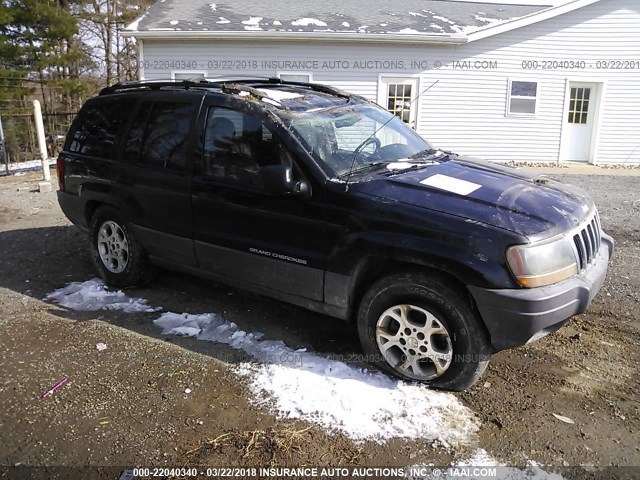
xmin=345 ymin=79 xmax=440 ymax=187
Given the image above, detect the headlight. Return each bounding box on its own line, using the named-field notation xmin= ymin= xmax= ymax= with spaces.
xmin=506 ymin=237 xmax=577 ymax=288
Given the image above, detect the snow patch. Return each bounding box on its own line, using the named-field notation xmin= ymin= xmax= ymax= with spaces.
xmin=125 ymin=14 xmax=146 ymax=31
xmin=217 ymin=17 xmax=230 ymax=24
xmin=169 ymin=20 xmax=178 ymax=26
xmin=473 ymin=14 xmax=502 ymax=24
xmin=341 ymin=21 xmax=350 ymax=27
xmin=256 ymin=89 xmax=303 ymax=101
xmin=2 ymin=159 xmax=55 ymax=174
xmin=209 ymin=2 xmax=216 ymax=12
xmin=292 ymin=18 xmax=327 ymax=27
xmin=432 ymin=15 xmax=455 ymax=24
xmin=397 ymin=28 xmax=422 ymax=34
xmin=242 ymin=16 xmax=262 ymax=26
xmin=155 ymin=314 xmax=478 ymax=445
xmin=46 ymin=279 xmax=160 ymax=313
xmin=244 ymin=25 xmax=263 ymax=31
xmin=273 ymin=20 xmax=282 ymax=26
xmin=49 ymin=279 xmax=478 ymax=445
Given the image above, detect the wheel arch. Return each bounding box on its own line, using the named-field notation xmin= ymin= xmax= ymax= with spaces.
xmin=348 ymin=253 xmax=482 ymax=324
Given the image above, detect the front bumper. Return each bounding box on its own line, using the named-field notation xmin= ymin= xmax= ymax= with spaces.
xmin=469 ymin=232 xmax=614 ymax=351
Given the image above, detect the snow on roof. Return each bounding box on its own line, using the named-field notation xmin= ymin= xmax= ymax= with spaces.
xmin=125 ymin=0 xmax=550 ymax=36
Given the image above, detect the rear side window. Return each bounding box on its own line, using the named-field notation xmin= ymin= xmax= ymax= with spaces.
xmin=123 ymin=102 xmax=152 ymax=163
xmin=140 ymin=102 xmax=194 ymax=171
xmin=68 ymin=98 xmax=131 ymax=158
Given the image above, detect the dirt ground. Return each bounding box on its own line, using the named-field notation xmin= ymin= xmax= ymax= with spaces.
xmin=0 ymin=168 xmax=638 ymax=479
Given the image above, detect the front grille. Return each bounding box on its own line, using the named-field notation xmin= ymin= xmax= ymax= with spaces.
xmin=572 ymin=210 xmax=602 ymax=271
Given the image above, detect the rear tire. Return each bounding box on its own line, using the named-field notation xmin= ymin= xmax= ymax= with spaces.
xmin=357 ymin=272 xmax=491 ymax=391
xmin=89 ymin=206 xmax=156 ymax=288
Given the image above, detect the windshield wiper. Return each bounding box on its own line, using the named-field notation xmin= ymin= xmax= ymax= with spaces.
xmin=337 ymin=161 xmax=388 ymax=179
xmin=409 ymin=148 xmax=441 ymax=159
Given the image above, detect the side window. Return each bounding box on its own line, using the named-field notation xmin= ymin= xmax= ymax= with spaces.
xmin=203 ymin=107 xmax=283 ymax=188
xmin=140 ymin=102 xmax=195 ymax=171
xmin=123 ymin=101 xmax=152 ymax=163
xmin=68 ymin=98 xmax=131 ymax=158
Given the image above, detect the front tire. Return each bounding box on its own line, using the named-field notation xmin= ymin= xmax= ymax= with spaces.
xmin=89 ymin=206 xmax=156 ymax=288
xmin=357 ymin=272 xmax=491 ymax=391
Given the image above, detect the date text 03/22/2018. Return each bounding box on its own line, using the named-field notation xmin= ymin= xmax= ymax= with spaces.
xmin=522 ymin=59 xmax=640 ymax=69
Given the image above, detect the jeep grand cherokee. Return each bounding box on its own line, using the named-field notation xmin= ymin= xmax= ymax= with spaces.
xmin=56 ymin=79 xmax=613 ymax=390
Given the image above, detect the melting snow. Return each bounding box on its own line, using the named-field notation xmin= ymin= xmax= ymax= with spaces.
xmin=154 ymin=311 xmax=478 ymax=444
xmin=256 ymin=89 xmax=303 ymax=101
xmin=397 ymin=28 xmax=422 ymax=34
xmin=292 ymin=18 xmax=328 ymax=27
xmin=45 ymin=279 xmax=159 ymax=313
xmin=125 ymin=14 xmax=146 ymax=31
xmin=432 ymin=15 xmax=455 ymax=24
xmin=473 ymin=14 xmax=502 ymax=24
xmin=47 ymin=279 xmax=478 ymax=445
xmin=242 ymin=16 xmax=263 ymax=26
xmin=47 ymin=279 xmax=567 ymax=477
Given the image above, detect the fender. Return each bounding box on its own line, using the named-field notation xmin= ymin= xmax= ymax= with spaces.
xmin=79 ymin=182 xmax=144 ymax=226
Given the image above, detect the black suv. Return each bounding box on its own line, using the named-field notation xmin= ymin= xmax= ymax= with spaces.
xmin=57 ymin=79 xmax=613 ymax=390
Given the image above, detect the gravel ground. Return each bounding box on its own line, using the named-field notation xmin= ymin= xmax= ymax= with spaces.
xmin=0 ymin=168 xmax=638 ymax=479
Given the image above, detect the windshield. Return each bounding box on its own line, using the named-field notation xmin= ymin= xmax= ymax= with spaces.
xmin=280 ymin=104 xmax=433 ymax=177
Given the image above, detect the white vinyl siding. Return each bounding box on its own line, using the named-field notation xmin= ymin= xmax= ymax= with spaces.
xmin=141 ymin=0 xmax=640 ymax=164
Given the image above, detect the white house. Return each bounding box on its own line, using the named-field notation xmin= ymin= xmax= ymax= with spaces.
xmin=124 ymin=0 xmax=640 ymax=165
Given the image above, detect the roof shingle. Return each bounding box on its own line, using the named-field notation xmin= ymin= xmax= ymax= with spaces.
xmin=129 ymin=0 xmax=550 ymax=36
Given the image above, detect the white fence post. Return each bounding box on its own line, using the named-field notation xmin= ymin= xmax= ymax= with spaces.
xmin=33 ymin=100 xmax=50 ymax=182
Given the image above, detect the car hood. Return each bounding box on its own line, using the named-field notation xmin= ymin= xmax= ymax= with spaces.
xmin=351 ymin=156 xmax=594 ymax=239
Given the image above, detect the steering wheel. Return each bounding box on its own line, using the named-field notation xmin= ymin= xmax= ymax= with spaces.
xmin=352 ymin=137 xmax=381 ymax=166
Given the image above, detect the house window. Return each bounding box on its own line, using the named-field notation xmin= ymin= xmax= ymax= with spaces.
xmin=278 ymin=72 xmax=312 ymax=83
xmin=507 ymin=80 xmax=537 ymax=115
xmin=378 ymin=77 xmax=418 ymax=128
xmin=568 ymin=87 xmax=591 ymax=124
xmin=172 ymin=71 xmax=206 ymax=81
xmin=387 ymin=83 xmax=413 ymax=124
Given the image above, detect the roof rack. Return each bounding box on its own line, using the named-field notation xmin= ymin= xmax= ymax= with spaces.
xmin=98 ymin=77 xmax=365 ymax=102
xmin=98 ymin=79 xmax=218 ymax=95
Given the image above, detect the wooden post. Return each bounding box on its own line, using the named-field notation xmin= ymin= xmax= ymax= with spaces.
xmin=33 ymin=100 xmax=50 ymax=182
xmin=0 ymin=114 xmax=8 ymax=175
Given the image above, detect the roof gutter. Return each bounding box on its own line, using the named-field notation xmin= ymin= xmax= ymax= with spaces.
xmin=122 ymin=30 xmax=468 ymax=45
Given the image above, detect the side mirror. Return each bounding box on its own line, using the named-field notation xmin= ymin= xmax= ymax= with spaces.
xmin=261 ymin=164 xmax=311 ymax=199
